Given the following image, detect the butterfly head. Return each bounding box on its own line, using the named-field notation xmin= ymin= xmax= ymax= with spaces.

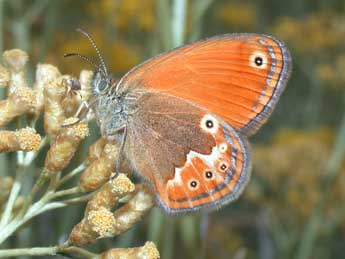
xmin=64 ymin=28 xmax=118 ymax=97
xmin=92 ymin=69 xmax=115 ymax=95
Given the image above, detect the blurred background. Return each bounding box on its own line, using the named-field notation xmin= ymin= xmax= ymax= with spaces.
xmin=1 ymin=0 xmax=345 ymax=258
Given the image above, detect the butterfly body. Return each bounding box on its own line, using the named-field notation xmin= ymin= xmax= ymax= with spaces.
xmin=83 ymin=33 xmax=292 ymax=215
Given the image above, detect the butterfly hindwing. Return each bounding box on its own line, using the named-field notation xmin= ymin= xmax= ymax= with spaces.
xmin=123 ymin=92 xmax=250 ymax=214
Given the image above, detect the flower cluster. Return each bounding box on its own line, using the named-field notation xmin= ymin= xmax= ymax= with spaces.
xmin=0 ymin=49 xmax=159 ymax=259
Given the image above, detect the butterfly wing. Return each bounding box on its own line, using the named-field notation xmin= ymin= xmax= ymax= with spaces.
xmin=123 ymin=92 xmax=250 ymax=214
xmin=116 ymin=33 xmax=291 ymax=136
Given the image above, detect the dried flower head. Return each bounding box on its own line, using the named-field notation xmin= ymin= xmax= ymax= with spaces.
xmin=70 ymin=174 xmax=136 ymax=246
xmin=33 ymin=64 xmax=61 ymax=115
xmin=0 ymin=83 xmax=37 ymax=128
xmin=44 ymin=75 xmax=74 ymax=136
xmin=45 ymin=118 xmax=89 ymax=172
xmin=86 ymin=137 xmax=107 ymax=163
xmin=88 ymin=207 xmax=116 ymax=237
xmin=79 ymin=70 xmax=93 ymax=102
xmin=99 ymin=241 xmax=160 ymax=259
xmin=2 ymin=49 xmax=29 ymax=95
xmin=0 ymin=127 xmax=41 ymax=152
xmin=80 ymin=142 xmax=119 ymax=192
xmin=112 ymin=185 xmax=154 ymax=236
xmin=0 ymin=65 xmax=10 ymax=87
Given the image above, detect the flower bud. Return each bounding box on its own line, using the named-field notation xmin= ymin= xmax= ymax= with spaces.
xmin=2 ymin=49 xmax=29 ymax=95
xmin=0 ymin=128 xmax=41 ymax=153
xmin=45 ymin=117 xmax=88 ymax=172
xmin=69 ymin=174 xmax=135 ymax=246
xmin=99 ymin=241 xmax=160 ymax=259
xmin=79 ymin=143 xmax=119 ymax=192
xmin=33 ymin=64 xmax=61 ymax=115
xmin=0 ymin=65 xmax=10 ymax=87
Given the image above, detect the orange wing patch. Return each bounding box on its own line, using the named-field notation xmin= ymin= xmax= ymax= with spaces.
xmin=156 ymin=114 xmax=250 ymax=214
xmin=117 ymin=34 xmax=292 ymax=136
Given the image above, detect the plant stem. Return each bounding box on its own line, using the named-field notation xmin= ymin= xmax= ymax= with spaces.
xmin=61 ymin=193 xmax=94 ymax=204
xmin=156 ymin=0 xmax=171 ymax=50
xmin=0 ymin=181 xmax=21 ymax=228
xmin=58 ymin=163 xmax=87 ymax=188
xmin=0 ymin=247 xmax=58 ymax=257
xmin=189 ymin=0 xmax=214 ymax=42
xmin=0 ymin=245 xmax=98 ymax=258
xmin=0 ymin=0 xmax=3 ymax=58
xmin=58 ymin=246 xmax=98 ymax=259
xmin=48 ymin=186 xmax=81 ymax=200
xmin=296 ymin=94 xmax=345 ymax=259
xmin=171 ymin=0 xmax=187 ymax=47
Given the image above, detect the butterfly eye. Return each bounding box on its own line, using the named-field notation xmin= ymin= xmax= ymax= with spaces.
xmin=92 ymin=72 xmax=111 ymax=93
xmin=250 ymin=51 xmax=267 ymax=69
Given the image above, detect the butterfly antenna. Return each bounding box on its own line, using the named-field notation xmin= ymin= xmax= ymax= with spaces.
xmin=76 ymin=28 xmax=109 ymax=80
xmin=63 ymin=52 xmax=107 ymax=78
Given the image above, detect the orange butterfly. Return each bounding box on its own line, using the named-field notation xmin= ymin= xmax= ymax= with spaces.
xmin=67 ymin=29 xmax=292 ymax=215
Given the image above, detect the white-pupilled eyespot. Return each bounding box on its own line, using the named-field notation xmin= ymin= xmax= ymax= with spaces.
xmin=204 ymin=170 xmax=215 ymax=180
xmin=249 ymin=51 xmax=267 ymax=69
xmin=218 ymin=161 xmax=229 ymax=172
xmin=188 ymin=179 xmax=199 ymax=190
xmin=219 ymin=143 xmax=227 ymax=153
xmin=200 ymin=114 xmax=219 ymax=134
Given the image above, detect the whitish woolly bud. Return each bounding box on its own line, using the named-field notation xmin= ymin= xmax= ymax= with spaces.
xmin=79 ymin=70 xmax=93 ymax=102
xmin=33 ymin=64 xmax=61 ymax=114
xmin=99 ymin=242 xmax=160 ymax=259
xmin=112 ymin=185 xmax=154 ymax=236
xmin=86 ymin=174 xmax=135 ymax=214
xmin=88 ymin=207 xmax=116 ymax=237
xmin=44 ymin=118 xmax=89 ymax=172
xmin=44 ymin=75 xmax=73 ymax=136
xmin=0 ymin=87 xmax=36 ymax=127
xmin=0 ymin=128 xmax=41 ymax=153
xmin=79 ymin=143 xmax=119 ymax=192
xmin=86 ymin=137 xmax=107 ymax=164
xmin=69 ymin=174 xmax=135 ymax=246
xmin=61 ymin=77 xmax=83 ymax=117
xmin=0 ymin=65 xmax=10 ymax=87
xmin=2 ymin=49 xmax=29 ymax=95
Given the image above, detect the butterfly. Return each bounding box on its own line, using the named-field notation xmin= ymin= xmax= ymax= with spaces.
xmin=66 ymin=29 xmax=292 ymax=215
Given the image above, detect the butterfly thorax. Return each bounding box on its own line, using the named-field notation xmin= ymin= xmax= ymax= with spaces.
xmin=94 ymin=85 xmax=144 ymax=138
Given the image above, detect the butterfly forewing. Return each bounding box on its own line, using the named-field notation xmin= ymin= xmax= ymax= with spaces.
xmin=116 ymin=33 xmax=292 ymax=136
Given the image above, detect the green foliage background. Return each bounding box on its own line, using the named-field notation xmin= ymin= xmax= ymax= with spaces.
xmin=1 ymin=0 xmax=345 ymax=258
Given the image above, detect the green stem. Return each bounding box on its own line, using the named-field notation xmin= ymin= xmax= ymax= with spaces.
xmin=156 ymin=0 xmax=171 ymax=50
xmin=0 ymin=181 xmax=21 ymax=229
xmin=61 ymin=193 xmax=94 ymax=204
xmin=58 ymin=163 xmax=87 ymax=188
xmin=58 ymin=246 xmax=98 ymax=259
xmin=171 ymin=0 xmax=187 ymax=47
xmin=0 ymin=245 xmax=98 ymax=258
xmin=48 ymin=186 xmax=81 ymax=200
xmin=0 ymin=0 xmax=4 ymax=58
xmin=189 ymin=0 xmax=214 ymax=42
xmin=296 ymin=94 xmax=345 ymax=259
xmin=0 ymin=247 xmax=58 ymax=258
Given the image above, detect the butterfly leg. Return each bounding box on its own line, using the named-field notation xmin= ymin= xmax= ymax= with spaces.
xmin=106 ymin=125 xmax=127 ymax=179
